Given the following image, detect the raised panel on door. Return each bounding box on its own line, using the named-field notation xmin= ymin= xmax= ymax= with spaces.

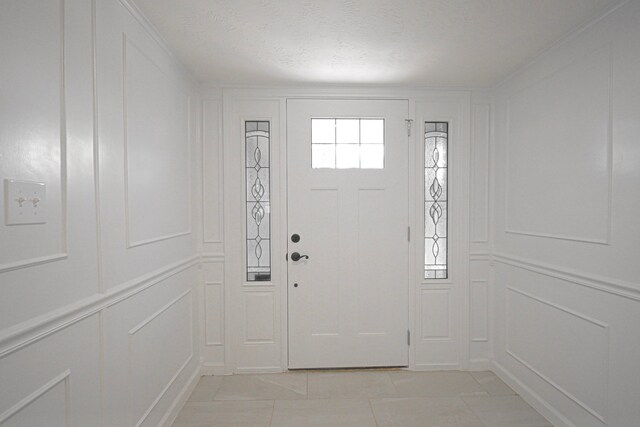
xmin=287 ymin=99 xmax=409 ymax=369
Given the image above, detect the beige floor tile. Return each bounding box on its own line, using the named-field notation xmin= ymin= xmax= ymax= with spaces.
xmin=371 ymin=397 xmax=485 ymax=427
xmin=389 ymin=371 xmax=487 ymax=397
xmin=188 ymin=376 xmax=225 ymax=402
xmin=307 ymin=371 xmax=397 ymax=398
xmin=470 ymin=371 xmax=516 ymax=396
xmin=271 ymin=399 xmax=377 ymax=426
xmin=463 ymin=395 xmax=553 ymax=427
xmin=214 ymin=373 xmax=307 ymax=401
xmin=172 ymin=401 xmax=273 ymax=426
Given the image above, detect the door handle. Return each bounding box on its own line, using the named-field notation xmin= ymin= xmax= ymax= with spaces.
xmin=290 ymin=252 xmax=309 ymax=262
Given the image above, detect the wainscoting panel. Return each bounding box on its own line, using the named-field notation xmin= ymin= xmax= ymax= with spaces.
xmin=420 ymin=288 xmax=451 ymax=340
xmin=415 ymin=285 xmax=459 ymax=368
xmin=0 ymin=315 xmax=100 ymax=427
xmin=471 ymin=103 xmax=490 ymax=244
xmin=470 ymin=280 xmax=488 ymax=342
xmin=203 ymin=98 xmax=224 ymax=246
xmin=505 ymin=44 xmax=611 ymax=243
xmin=243 ymin=290 xmax=276 ymax=344
xmin=493 ymin=258 xmax=640 ymax=427
xmin=0 ymin=371 xmax=69 ymax=427
xmin=124 ymin=35 xmax=191 ymax=247
xmin=506 ymin=286 xmax=608 ymax=422
xmin=129 ymin=289 xmax=193 ymax=427
xmin=205 ymin=283 xmax=224 ymax=346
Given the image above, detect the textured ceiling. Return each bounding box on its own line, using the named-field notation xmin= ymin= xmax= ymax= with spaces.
xmin=132 ymin=0 xmax=623 ymax=87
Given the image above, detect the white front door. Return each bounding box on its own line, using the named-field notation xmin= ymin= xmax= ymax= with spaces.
xmin=287 ymin=99 xmax=409 ymax=369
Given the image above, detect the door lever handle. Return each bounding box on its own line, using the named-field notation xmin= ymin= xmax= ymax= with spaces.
xmin=290 ymin=252 xmax=309 ymax=262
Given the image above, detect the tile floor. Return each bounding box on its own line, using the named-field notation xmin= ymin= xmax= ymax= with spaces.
xmin=172 ymin=370 xmax=553 ymax=427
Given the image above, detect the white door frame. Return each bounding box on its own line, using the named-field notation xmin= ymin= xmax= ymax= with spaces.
xmin=220 ymin=87 xmax=470 ymax=374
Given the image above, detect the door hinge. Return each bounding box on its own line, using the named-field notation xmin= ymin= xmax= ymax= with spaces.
xmin=408 ymin=330 xmax=411 ymax=346
xmin=405 ymin=119 xmax=413 ymax=136
xmin=407 ymin=226 xmax=411 ymax=242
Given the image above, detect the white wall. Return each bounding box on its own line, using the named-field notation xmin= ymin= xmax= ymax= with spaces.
xmin=0 ymin=1 xmax=201 ymax=426
xmin=491 ymin=2 xmax=640 ymax=426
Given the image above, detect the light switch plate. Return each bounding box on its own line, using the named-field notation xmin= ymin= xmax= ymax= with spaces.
xmin=4 ymin=179 xmax=46 ymax=225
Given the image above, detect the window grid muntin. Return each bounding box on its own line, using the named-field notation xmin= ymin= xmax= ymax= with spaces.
xmin=245 ymin=121 xmax=271 ymax=282
xmin=424 ymin=122 xmax=448 ymax=279
xmin=311 ymin=118 xmax=385 ymax=169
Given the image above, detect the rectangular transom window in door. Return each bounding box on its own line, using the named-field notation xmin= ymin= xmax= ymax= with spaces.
xmin=311 ymin=118 xmax=384 ymax=169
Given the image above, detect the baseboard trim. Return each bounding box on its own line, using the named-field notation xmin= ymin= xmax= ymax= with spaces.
xmin=467 ymin=358 xmax=492 ymax=371
xmin=160 ymin=359 xmax=202 ymax=427
xmin=492 ymin=360 xmax=575 ymax=427
xmin=411 ymin=363 xmax=460 ymax=371
xmin=201 ymin=362 xmax=226 ymax=376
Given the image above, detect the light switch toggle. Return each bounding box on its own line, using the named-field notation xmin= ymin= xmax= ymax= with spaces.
xmin=4 ymin=179 xmax=47 ymax=225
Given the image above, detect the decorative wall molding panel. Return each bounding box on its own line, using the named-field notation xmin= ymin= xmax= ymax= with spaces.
xmin=0 ymin=255 xmax=199 ymax=359
xmin=0 ymin=0 xmax=68 ymax=274
xmin=470 ymin=280 xmax=489 ymax=342
xmin=204 ymin=282 xmax=224 ymax=346
xmin=0 ymin=370 xmax=70 ymax=426
xmin=123 ymin=35 xmax=191 ymax=248
xmin=506 ymin=286 xmax=609 ymax=423
xmin=129 ymin=289 xmax=194 ymax=427
xmin=471 ymin=103 xmax=491 ymax=244
xmin=202 ymin=98 xmax=224 ymax=245
xmin=504 ymin=43 xmax=612 ymax=244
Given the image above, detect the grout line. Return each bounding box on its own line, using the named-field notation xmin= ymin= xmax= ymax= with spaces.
xmin=367 ymin=398 xmax=380 ymax=427
xmin=269 ymin=399 xmax=275 ymax=427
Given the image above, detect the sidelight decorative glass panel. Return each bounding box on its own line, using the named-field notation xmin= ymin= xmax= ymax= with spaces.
xmin=245 ymin=121 xmax=271 ymax=281
xmin=424 ymin=122 xmax=448 ymax=279
xmin=311 ymin=118 xmax=384 ymax=169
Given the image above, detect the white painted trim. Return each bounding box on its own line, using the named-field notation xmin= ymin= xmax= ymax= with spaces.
xmin=134 ymin=355 xmax=193 ymax=427
xmin=492 ymin=361 xmax=576 ymax=427
xmin=201 ymin=362 xmax=226 ymax=376
xmin=116 ymin=0 xmax=198 ymax=85
xmin=0 ymin=253 xmax=69 ymax=274
xmin=204 ymin=282 xmax=224 ymax=346
xmin=202 ymin=253 xmax=225 ymax=263
xmin=502 ymin=43 xmax=613 ymax=246
xmin=493 ymin=252 xmax=640 ymax=301
xmin=469 ymin=252 xmax=491 ymax=262
xmin=202 ymin=97 xmax=225 ymax=244
xmin=470 ymin=280 xmax=489 ymax=342
xmin=0 ymin=369 xmax=71 ymax=425
xmin=160 ymin=359 xmax=203 ymax=427
xmin=129 ymin=289 xmax=193 ymax=335
xmin=122 ymin=35 xmax=193 ymax=249
xmin=490 ymin=0 xmax=629 ymax=91
xmin=235 ymin=366 xmax=284 ymax=374
xmin=0 ymin=255 xmax=200 ymax=359
xmin=505 ymin=287 xmax=609 ymax=423
xmin=412 ymin=363 xmax=460 ymax=371
xmin=470 ymin=102 xmax=491 ymax=244
xmin=467 ymin=359 xmax=492 ymax=371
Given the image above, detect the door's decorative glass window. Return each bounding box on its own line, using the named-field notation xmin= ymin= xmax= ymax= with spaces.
xmin=424 ymin=122 xmax=448 ymax=279
xmin=245 ymin=121 xmax=271 ymax=281
xmin=311 ymin=118 xmax=384 ymax=169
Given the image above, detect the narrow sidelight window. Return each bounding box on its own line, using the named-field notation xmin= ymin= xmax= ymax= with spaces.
xmin=424 ymin=122 xmax=448 ymax=279
xmin=245 ymin=121 xmax=271 ymax=281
